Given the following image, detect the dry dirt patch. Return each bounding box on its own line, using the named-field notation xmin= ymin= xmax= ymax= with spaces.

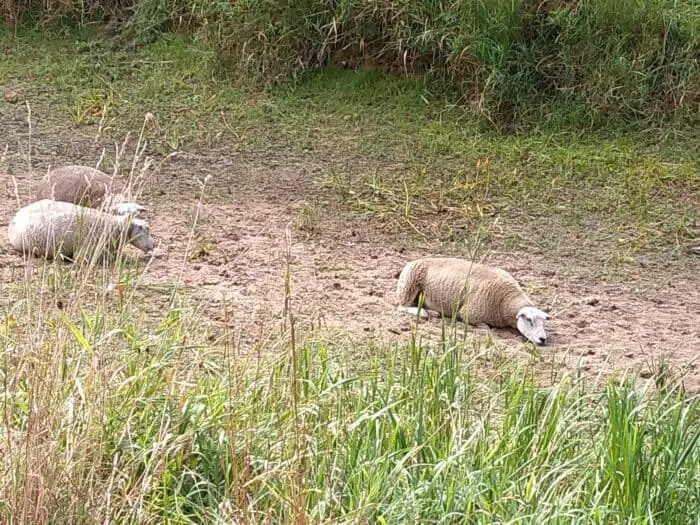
xmin=1 ymin=133 xmax=698 ymax=394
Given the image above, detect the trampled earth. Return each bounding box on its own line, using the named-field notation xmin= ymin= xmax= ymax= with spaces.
xmin=1 ymin=100 xmax=699 ymax=394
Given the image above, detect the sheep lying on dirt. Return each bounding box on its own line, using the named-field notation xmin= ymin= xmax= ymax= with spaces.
xmin=8 ymin=199 xmax=155 ymax=262
xmin=35 ymin=165 xmax=146 ymax=216
xmin=395 ymin=257 xmax=550 ymax=345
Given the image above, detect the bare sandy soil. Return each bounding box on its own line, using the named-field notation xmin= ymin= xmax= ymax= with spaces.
xmin=1 ymin=116 xmax=698 ymax=394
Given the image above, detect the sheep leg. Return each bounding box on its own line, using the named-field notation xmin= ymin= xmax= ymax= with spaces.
xmin=58 ymin=253 xmax=75 ymax=264
xmin=457 ymin=305 xmax=486 ymax=327
xmin=396 ymin=305 xmax=432 ymax=319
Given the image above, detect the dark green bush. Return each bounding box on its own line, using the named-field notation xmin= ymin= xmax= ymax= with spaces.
xmin=3 ymin=0 xmax=699 ymax=128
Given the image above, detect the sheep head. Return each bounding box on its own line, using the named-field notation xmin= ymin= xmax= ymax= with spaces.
xmin=516 ymin=306 xmax=550 ymax=346
xmin=127 ymin=218 xmax=156 ymax=253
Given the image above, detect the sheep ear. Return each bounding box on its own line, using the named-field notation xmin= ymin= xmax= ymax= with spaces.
xmin=536 ymin=308 xmax=550 ymax=320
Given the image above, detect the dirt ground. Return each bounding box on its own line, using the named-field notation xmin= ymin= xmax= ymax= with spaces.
xmin=1 ymin=117 xmax=699 ymax=395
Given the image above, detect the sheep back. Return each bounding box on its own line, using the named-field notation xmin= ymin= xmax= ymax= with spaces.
xmin=8 ymin=199 xmax=129 ymax=260
xmin=396 ymin=257 xmax=533 ymax=328
xmin=35 ymin=165 xmax=127 ymax=209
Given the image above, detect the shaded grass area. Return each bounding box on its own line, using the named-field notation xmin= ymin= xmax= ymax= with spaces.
xmin=1 ymin=29 xmax=698 ymax=266
xmin=4 ymin=0 xmax=700 ymax=128
xmin=1 ymin=260 xmax=699 ymax=522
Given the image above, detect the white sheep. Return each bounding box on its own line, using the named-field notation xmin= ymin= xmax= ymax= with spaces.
xmin=35 ymin=165 xmax=146 ymax=216
xmin=8 ymin=199 xmax=155 ymax=262
xmin=395 ymin=257 xmax=550 ymax=345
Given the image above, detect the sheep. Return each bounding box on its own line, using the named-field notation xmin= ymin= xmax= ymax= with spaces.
xmin=395 ymin=257 xmax=550 ymax=345
xmin=8 ymin=199 xmax=155 ymax=262
xmin=35 ymin=165 xmax=146 ymax=216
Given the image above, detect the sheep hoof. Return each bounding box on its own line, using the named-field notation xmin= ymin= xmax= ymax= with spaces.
xmin=396 ymin=305 xmax=430 ymax=319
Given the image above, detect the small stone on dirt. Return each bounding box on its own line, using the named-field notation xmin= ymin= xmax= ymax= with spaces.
xmin=584 ymin=296 xmax=600 ymax=306
xmin=640 ymin=370 xmax=653 ymax=379
xmin=332 ymin=282 xmax=342 ymax=290
xmin=4 ymin=90 xmax=19 ymax=103
xmin=624 ymin=352 xmax=634 ymax=358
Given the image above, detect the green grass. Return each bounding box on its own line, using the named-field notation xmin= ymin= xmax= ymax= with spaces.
xmin=5 ymin=0 xmax=700 ymax=128
xmin=1 ymin=29 xmax=698 ymax=266
xmin=1 ymin=260 xmax=699 ymax=522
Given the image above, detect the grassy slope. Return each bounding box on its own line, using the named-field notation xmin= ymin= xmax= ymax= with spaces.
xmin=3 ymin=29 xmax=697 ymax=269
xmin=0 ymin=28 xmax=699 ymax=523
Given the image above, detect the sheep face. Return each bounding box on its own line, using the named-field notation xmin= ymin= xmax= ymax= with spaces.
xmin=516 ymin=306 xmax=550 ymax=346
xmin=128 ymin=218 xmax=156 ymax=252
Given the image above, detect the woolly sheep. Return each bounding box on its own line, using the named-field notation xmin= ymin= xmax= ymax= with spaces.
xmin=8 ymin=199 xmax=155 ymax=262
xmin=35 ymin=165 xmax=146 ymax=216
xmin=395 ymin=257 xmax=550 ymax=345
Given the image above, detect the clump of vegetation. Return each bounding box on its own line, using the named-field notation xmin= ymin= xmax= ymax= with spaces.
xmin=2 ymin=259 xmax=699 ymax=522
xmin=3 ymin=0 xmax=699 ymax=129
